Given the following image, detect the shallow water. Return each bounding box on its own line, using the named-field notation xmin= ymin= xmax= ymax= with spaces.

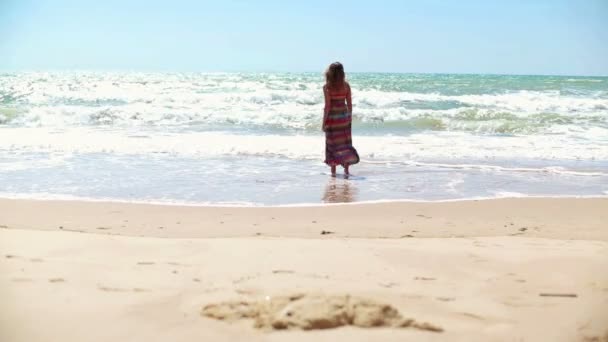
xmin=1 ymin=72 xmax=607 ymax=204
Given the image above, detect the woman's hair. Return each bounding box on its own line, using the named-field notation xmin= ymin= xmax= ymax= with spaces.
xmin=325 ymin=62 xmax=345 ymax=90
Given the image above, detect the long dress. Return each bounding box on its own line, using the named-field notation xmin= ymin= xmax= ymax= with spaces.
xmin=324 ymin=84 xmax=360 ymax=167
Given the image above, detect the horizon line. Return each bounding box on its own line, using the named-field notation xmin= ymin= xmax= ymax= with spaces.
xmin=0 ymin=68 xmax=607 ymax=78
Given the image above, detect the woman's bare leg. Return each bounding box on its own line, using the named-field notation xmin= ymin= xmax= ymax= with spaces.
xmin=344 ymin=165 xmax=350 ymax=175
xmin=331 ymin=165 xmax=337 ymax=176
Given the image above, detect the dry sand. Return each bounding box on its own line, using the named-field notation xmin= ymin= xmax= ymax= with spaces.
xmin=1 ymin=198 xmax=607 ymax=341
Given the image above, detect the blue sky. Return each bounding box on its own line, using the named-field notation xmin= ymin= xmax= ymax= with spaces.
xmin=1 ymin=0 xmax=607 ymax=75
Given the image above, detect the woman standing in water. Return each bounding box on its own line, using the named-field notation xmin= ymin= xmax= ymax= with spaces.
xmin=322 ymin=62 xmax=360 ymax=176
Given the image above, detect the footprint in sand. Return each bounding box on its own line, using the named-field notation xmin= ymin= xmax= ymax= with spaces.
xmin=272 ymin=270 xmax=295 ymax=274
xmin=97 ymin=285 xmax=147 ymax=293
xmin=201 ymin=293 xmax=443 ymax=332
xmin=137 ymin=261 xmax=155 ymax=265
xmin=457 ymin=312 xmax=485 ymax=321
xmin=167 ymin=262 xmax=191 ymax=266
xmin=3 ymin=255 xmax=43 ymax=262
xmin=11 ymin=278 xmax=32 ymax=282
xmin=436 ymin=297 xmax=455 ymax=302
xmin=62 ymin=228 xmax=85 ymax=233
xmin=582 ymin=331 xmax=608 ymax=342
xmin=414 ymin=277 xmax=436 ymax=281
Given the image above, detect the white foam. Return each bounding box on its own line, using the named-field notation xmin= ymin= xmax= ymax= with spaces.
xmin=361 ymin=160 xmax=608 ymax=176
xmin=0 ymin=192 xmax=262 ymax=207
xmin=1 ymin=127 xmax=608 ymax=163
xmin=493 ymin=191 xmax=527 ymax=198
xmin=2 ymin=72 xmax=607 ymax=133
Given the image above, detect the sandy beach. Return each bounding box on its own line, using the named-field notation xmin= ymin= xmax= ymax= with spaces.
xmin=1 ymin=198 xmax=607 ymax=341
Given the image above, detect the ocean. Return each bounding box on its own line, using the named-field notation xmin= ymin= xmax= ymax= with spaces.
xmin=1 ymin=71 xmax=607 ymax=205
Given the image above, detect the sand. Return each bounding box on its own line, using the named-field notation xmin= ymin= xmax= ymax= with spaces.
xmin=1 ymin=198 xmax=607 ymax=341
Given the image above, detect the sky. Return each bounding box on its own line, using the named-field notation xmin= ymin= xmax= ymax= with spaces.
xmin=0 ymin=0 xmax=607 ymax=75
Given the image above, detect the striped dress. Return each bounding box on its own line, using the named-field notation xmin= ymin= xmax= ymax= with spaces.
xmin=323 ymin=84 xmax=360 ymax=167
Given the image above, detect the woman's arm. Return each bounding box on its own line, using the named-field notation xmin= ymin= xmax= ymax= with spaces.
xmin=346 ymin=82 xmax=352 ymax=114
xmin=323 ymin=85 xmax=330 ymax=131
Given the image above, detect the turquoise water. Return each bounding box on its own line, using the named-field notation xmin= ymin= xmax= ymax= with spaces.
xmin=0 ymin=72 xmax=607 ymax=204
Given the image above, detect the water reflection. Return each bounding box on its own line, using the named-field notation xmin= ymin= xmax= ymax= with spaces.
xmin=322 ymin=177 xmax=358 ymax=203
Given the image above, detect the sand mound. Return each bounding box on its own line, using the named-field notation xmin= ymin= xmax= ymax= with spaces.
xmin=201 ymin=293 xmax=443 ymax=332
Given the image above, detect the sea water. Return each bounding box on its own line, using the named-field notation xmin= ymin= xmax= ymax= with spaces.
xmin=1 ymin=72 xmax=607 ymax=205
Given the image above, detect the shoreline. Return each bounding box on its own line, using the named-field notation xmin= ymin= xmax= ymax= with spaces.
xmin=1 ymin=193 xmax=608 ymax=208
xmin=1 ymin=197 xmax=606 ymax=240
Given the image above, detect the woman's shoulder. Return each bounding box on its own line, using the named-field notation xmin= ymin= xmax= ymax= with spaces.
xmin=324 ymin=83 xmax=349 ymax=94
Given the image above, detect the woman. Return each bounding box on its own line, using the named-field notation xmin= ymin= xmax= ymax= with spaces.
xmin=322 ymin=62 xmax=359 ymax=176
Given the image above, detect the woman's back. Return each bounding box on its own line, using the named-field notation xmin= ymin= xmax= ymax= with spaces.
xmin=325 ymin=83 xmax=350 ymax=114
